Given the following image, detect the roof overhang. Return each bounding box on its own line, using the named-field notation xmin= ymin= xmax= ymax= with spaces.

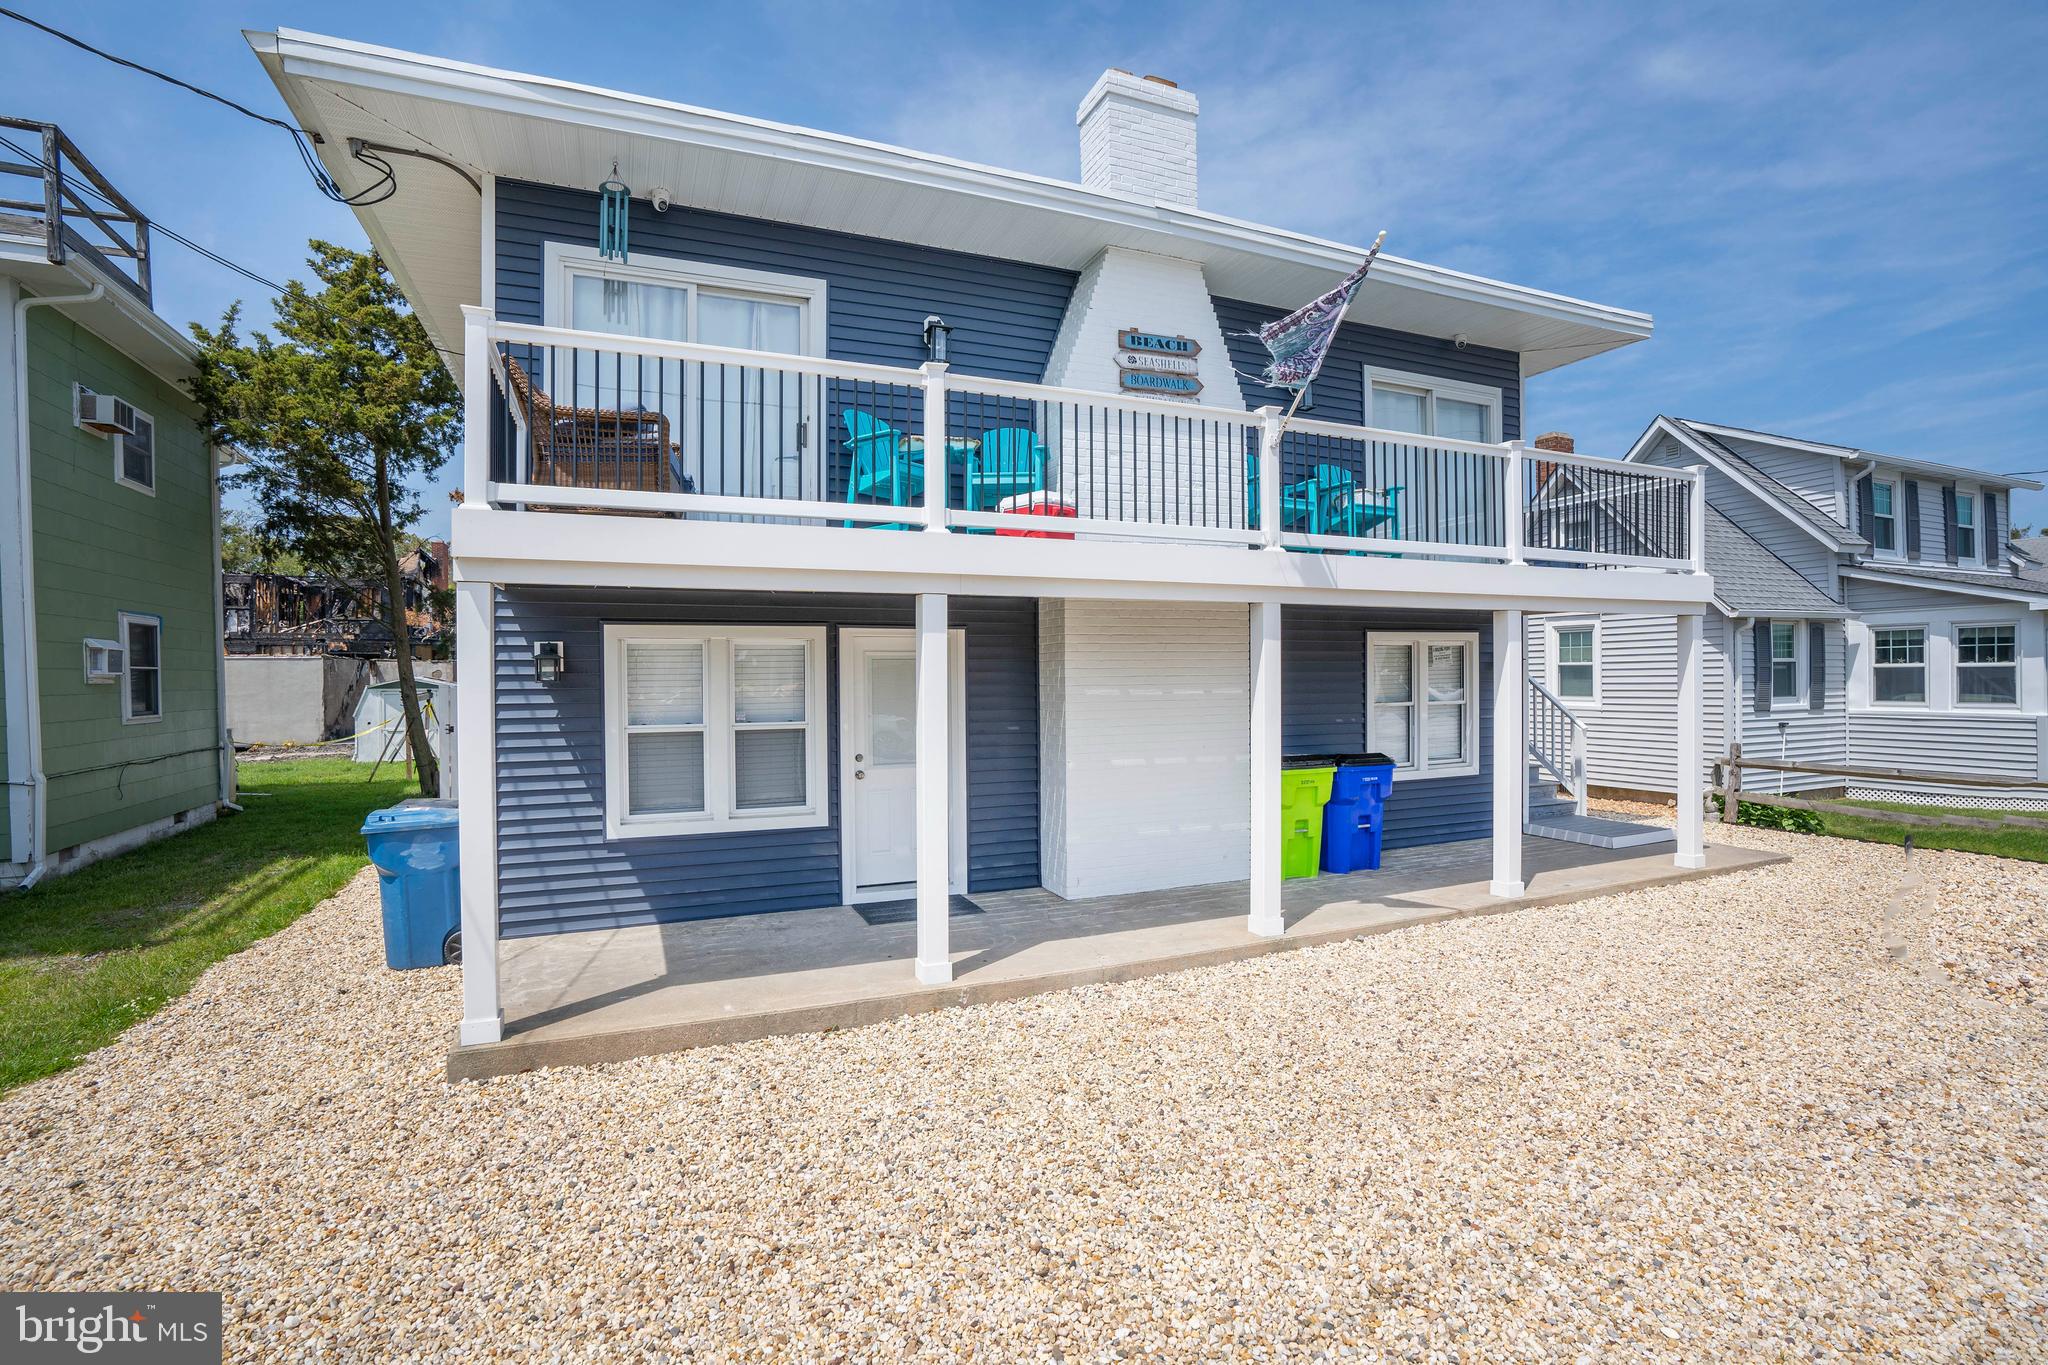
xmin=0 ymin=233 xmax=197 ymax=383
xmin=1842 ymin=566 xmax=2048 ymax=609
xmin=1685 ymin=420 xmax=2043 ymax=492
xmin=247 ymin=29 xmax=1652 ymax=377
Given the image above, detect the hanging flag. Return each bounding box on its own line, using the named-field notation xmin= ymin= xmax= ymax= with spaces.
xmin=1253 ymin=230 xmax=1386 ymax=391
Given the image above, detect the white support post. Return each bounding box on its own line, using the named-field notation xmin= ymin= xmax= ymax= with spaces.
xmin=455 ymin=580 xmax=502 ymax=1044
xmin=460 ymin=304 xmax=494 ymax=503
xmin=1687 ymin=464 xmax=1708 ymax=575
xmin=1248 ymin=600 xmax=1284 ymax=936
xmin=1255 ymin=406 xmax=1283 ymax=551
xmin=1490 ymin=608 xmax=1527 ymax=897
xmin=914 ymin=593 xmax=954 ymax=983
xmin=919 ymin=362 xmax=950 ymax=533
xmin=1503 ymin=441 xmax=1527 ymax=566
xmin=1675 ymin=611 xmax=1707 ymax=869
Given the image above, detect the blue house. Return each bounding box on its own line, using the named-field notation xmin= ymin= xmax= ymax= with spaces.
xmin=254 ymin=36 xmax=1721 ymax=1050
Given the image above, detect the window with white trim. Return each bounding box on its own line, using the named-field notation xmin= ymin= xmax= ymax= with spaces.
xmin=1363 ymin=367 xmax=1501 ymax=444
xmin=115 ymin=408 xmax=156 ymax=494
xmin=1367 ymin=632 xmax=1479 ymax=779
xmin=1870 ymin=479 xmax=1897 ymax=553
xmin=1770 ymin=621 xmax=1803 ymax=706
xmin=1954 ymin=491 xmax=1977 ymax=562
xmin=1550 ymin=623 xmax=1597 ymax=702
xmin=1955 ymin=624 xmax=2017 ymax=706
xmin=1870 ymin=626 xmax=1926 ymax=705
xmin=119 ymin=612 xmax=161 ymax=722
xmin=604 ymin=624 xmax=827 ymax=836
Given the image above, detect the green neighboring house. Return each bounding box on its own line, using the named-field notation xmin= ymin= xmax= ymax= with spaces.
xmin=2 ymin=120 xmax=229 ymax=887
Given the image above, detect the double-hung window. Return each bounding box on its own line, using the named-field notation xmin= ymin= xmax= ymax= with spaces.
xmin=604 ymin=624 xmax=827 ymax=837
xmin=1364 ymin=367 xmax=1501 ymax=444
xmin=1551 ymin=624 xmax=1597 ymax=702
xmin=1870 ymin=627 xmax=1927 ymax=705
xmin=118 ymin=612 xmax=162 ymax=722
xmin=1769 ymin=621 xmax=1802 ymax=705
xmin=1955 ymin=624 xmax=2018 ymax=706
xmin=115 ymin=409 xmax=156 ymax=494
xmin=1954 ymin=492 xmax=1977 ymax=562
xmin=1367 ymin=632 xmax=1479 ymax=779
xmin=1870 ymin=480 xmax=1897 ymax=554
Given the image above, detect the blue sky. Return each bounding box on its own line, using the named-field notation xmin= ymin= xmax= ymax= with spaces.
xmin=6 ymin=1 xmax=2046 ymax=538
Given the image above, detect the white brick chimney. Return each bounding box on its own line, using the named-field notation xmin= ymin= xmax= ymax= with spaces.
xmin=1077 ymin=69 xmax=1198 ymax=206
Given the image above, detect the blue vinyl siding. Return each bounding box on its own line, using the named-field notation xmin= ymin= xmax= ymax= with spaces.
xmin=1281 ymin=606 xmax=1496 ymax=849
xmin=1212 ymin=297 xmax=1522 ymax=440
xmin=493 ymin=589 xmax=1037 ymax=938
xmin=495 ymin=180 xmax=1076 ymax=377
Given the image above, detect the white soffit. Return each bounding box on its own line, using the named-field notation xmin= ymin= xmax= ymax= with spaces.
xmin=249 ymin=29 xmax=1652 ymax=375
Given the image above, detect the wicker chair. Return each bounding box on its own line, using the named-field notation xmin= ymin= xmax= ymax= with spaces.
xmin=502 ymin=355 xmax=680 ymax=505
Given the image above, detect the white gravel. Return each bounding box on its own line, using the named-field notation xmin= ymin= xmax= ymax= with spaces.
xmin=4 ymin=826 xmax=2045 ymax=1361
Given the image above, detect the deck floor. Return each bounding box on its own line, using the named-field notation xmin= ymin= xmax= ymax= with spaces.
xmin=451 ymin=836 xmax=1781 ymax=1078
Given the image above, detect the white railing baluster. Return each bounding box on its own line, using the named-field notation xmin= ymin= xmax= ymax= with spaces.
xmin=920 ymin=360 xmax=949 ymax=533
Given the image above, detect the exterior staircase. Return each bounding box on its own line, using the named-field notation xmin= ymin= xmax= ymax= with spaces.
xmin=1524 ymin=679 xmax=1674 ymax=851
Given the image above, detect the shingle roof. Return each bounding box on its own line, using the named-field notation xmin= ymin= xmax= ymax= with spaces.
xmin=1675 ymin=421 xmax=1869 ymax=551
xmin=1845 ymin=559 xmax=2048 ymax=600
xmin=1703 ymin=507 xmax=1848 ymax=617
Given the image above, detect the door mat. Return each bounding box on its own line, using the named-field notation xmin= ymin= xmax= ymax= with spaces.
xmin=854 ymin=894 xmax=982 ymax=926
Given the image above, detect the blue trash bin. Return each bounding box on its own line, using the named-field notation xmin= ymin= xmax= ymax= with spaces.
xmin=1322 ymin=752 xmax=1396 ymax=873
xmin=361 ymin=799 xmax=462 ymax=969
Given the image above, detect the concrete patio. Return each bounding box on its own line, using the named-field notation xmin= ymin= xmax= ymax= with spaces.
xmin=448 ymin=834 xmax=1782 ymax=1079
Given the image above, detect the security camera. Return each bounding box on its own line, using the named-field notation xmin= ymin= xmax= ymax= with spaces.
xmin=1452 ymin=333 xmax=1470 ymax=351
xmin=649 ymin=187 xmax=673 ymax=212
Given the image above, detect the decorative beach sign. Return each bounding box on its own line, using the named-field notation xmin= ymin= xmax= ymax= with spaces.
xmin=1115 ymin=328 xmax=1203 ymax=395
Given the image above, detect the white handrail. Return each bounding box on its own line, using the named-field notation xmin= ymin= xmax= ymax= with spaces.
xmin=1525 ymin=676 xmax=1589 ymax=816
xmin=490 ymin=318 xmax=922 ymax=388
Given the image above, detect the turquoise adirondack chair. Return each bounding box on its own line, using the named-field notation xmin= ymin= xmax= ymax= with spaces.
xmin=1248 ymin=462 xmax=1356 ymax=537
xmin=841 ymin=410 xmax=923 ymax=527
xmin=967 ymin=428 xmax=1048 ymax=524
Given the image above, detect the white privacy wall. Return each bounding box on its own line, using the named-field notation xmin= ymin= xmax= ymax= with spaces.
xmin=1039 ymin=599 xmax=1250 ymax=898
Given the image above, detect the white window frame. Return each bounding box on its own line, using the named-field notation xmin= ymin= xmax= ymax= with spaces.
xmin=602 ymin=623 xmax=828 ymax=838
xmin=1867 ymin=624 xmax=1928 ymax=709
xmin=1869 ymin=477 xmax=1899 ymax=557
xmin=1953 ymin=620 xmax=2019 ymax=710
xmin=1546 ymin=619 xmax=1601 ymax=706
xmin=117 ymin=611 xmax=163 ymax=723
xmin=1365 ymin=631 xmax=1481 ymax=781
xmin=1953 ymin=487 xmax=1978 ymax=564
xmin=543 ymin=243 xmax=828 ymax=357
xmin=1768 ymin=619 xmax=1807 ymax=711
xmin=1362 ymin=366 xmax=1503 ymax=444
xmin=113 ymin=405 xmax=156 ymax=496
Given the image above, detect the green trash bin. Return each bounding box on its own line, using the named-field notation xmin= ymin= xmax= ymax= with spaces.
xmin=1280 ymin=757 xmax=1338 ymax=879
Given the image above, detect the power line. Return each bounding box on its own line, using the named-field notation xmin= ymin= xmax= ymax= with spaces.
xmin=0 ymin=7 xmax=395 ymax=205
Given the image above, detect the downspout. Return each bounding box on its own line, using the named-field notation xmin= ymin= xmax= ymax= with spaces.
xmin=210 ymin=445 xmax=241 ymax=813
xmin=8 ymin=281 xmax=105 ymax=890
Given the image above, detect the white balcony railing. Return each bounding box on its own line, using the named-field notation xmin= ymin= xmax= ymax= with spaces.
xmin=463 ymin=312 xmax=1703 ymax=573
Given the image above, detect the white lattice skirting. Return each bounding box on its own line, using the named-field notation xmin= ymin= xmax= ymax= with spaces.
xmin=1846 ymin=785 xmax=2048 ymax=812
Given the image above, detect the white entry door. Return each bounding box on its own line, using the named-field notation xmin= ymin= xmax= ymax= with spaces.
xmin=839 ymin=629 xmax=967 ymax=903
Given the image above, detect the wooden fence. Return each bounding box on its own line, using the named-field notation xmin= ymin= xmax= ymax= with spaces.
xmin=1717 ymin=742 xmax=2048 ymax=832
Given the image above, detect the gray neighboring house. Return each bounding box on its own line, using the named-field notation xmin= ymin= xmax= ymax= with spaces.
xmin=1529 ymin=418 xmax=2048 ymax=808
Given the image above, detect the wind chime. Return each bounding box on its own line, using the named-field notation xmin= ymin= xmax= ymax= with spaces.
xmin=597 ymin=161 xmax=632 ymax=321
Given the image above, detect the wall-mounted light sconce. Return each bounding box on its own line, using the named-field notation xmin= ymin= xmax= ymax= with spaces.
xmin=533 ymin=640 xmax=566 ymax=684
xmin=922 ymin=314 xmax=953 ymax=363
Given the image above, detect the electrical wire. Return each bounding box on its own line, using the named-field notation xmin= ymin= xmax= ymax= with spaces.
xmin=0 ymin=7 xmax=396 ymax=205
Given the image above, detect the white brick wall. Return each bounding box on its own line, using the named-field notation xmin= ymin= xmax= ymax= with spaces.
xmin=1039 ymin=599 xmax=1250 ymax=898
xmin=1077 ymin=70 xmax=1199 ymax=206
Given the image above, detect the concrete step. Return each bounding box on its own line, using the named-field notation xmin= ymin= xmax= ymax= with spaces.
xmin=1524 ymin=813 xmax=1676 ymax=850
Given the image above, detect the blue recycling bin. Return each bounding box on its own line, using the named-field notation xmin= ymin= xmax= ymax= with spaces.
xmin=361 ymin=800 xmax=462 ymax=969
xmin=1322 ymin=753 xmax=1396 ymax=873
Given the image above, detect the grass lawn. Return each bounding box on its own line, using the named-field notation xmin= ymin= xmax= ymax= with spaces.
xmin=1811 ymin=799 xmax=2048 ymax=863
xmin=0 ymin=758 xmax=414 ymax=1094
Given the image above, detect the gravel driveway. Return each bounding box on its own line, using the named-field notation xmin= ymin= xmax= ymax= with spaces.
xmin=3 ymin=825 xmax=2044 ymax=1361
